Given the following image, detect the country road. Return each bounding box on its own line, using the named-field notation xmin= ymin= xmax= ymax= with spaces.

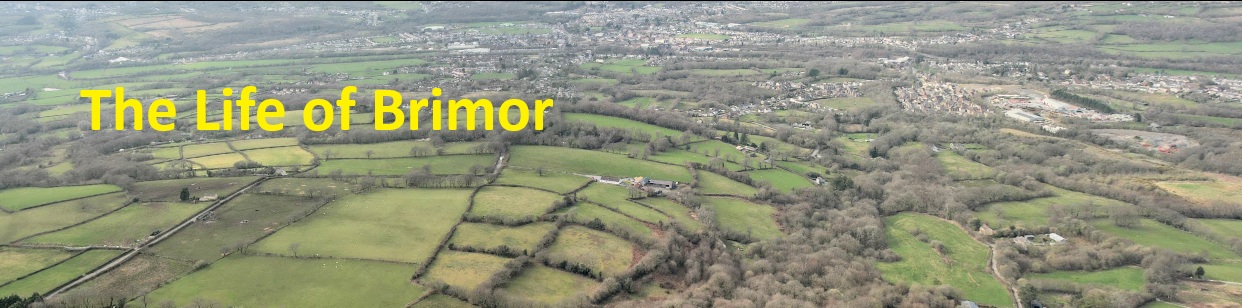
xmin=46 ymin=176 xmax=271 ymax=298
xmin=989 ymin=244 xmax=1023 ymax=308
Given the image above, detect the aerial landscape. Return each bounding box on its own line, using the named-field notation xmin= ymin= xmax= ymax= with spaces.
xmin=2 ymin=1 xmax=1242 ymax=307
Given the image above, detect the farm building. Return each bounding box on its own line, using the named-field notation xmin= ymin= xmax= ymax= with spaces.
xmin=647 ymin=179 xmax=678 ymax=189
xmin=1048 ymin=233 xmax=1065 ymax=244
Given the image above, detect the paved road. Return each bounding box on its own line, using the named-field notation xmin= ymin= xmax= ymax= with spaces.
xmin=47 ymin=176 xmax=270 ymax=298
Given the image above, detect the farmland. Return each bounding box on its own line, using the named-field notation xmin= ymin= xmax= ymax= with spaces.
xmin=877 ymin=213 xmax=1011 ymax=307
xmin=250 ymin=189 xmax=470 ymax=264
xmin=501 ymin=265 xmax=599 ymax=305
xmin=422 ymin=251 xmax=512 ymax=290
xmin=543 ymin=226 xmax=636 ymax=277
xmin=509 ymin=146 xmax=692 ymax=182
xmin=1026 ymin=267 xmax=1146 ymax=291
xmin=23 ymin=202 xmax=208 ymax=247
xmin=139 ymin=255 xmax=424 ymax=307
xmin=316 ymin=155 xmax=496 ymax=176
xmin=0 ymin=250 xmax=123 ymax=297
xmin=470 ymin=186 xmax=563 ymax=219
xmin=450 ymin=222 xmax=556 ymax=253
xmin=702 ymin=197 xmax=782 ymax=240
xmin=0 ymin=184 xmax=121 ymax=212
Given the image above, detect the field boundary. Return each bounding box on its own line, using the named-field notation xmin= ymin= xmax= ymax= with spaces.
xmin=45 ymin=175 xmax=269 ymax=298
xmin=8 ymin=191 xmax=128 ymax=213
xmin=7 ymin=199 xmax=138 ymax=245
xmin=0 ymin=249 xmax=88 ymax=289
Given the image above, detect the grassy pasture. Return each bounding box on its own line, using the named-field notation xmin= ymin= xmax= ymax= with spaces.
xmin=633 ymin=198 xmax=702 ymax=231
xmin=744 ymin=168 xmax=812 ymax=193
xmin=471 ymin=186 xmax=563 ymax=219
xmin=0 ymin=193 xmax=131 ymax=244
xmin=139 ymin=255 xmax=424 ymax=307
xmin=129 ymin=177 xmax=257 ymax=202
xmin=0 ymin=248 xmax=77 ymax=285
xmin=703 ymin=197 xmax=781 ymax=240
xmin=509 ymin=146 xmax=691 ymax=182
xmin=494 ymin=168 xmax=591 ymax=193
xmin=697 ymin=171 xmax=758 ymax=197
xmin=0 ymin=250 xmax=122 ymax=297
xmin=977 ymin=186 xmax=1132 ymax=228
xmin=250 ymin=189 xmax=470 ymax=264
xmin=255 ymin=178 xmax=354 ymax=197
xmin=564 ymin=113 xmax=694 ymax=142
xmin=317 ymin=155 xmax=496 ymax=176
xmin=1026 ymin=267 xmax=1145 ymax=291
xmin=411 ymin=294 xmax=473 ymax=308
xmin=310 ymin=141 xmax=487 ymax=159
xmin=1092 ymin=219 xmax=1239 ymax=261
xmin=230 ymin=138 xmax=300 ymax=150
xmin=241 ymin=146 xmax=315 ymax=166
xmin=0 ymin=184 xmax=121 ymax=212
xmin=558 ymin=203 xmax=654 ymax=240
xmin=24 ymin=202 xmax=207 ymax=247
xmin=190 ymin=153 xmax=249 ymax=169
xmin=501 ymin=265 xmax=599 ymax=305
xmin=1156 ymin=175 xmax=1242 ymax=205
xmin=936 ymin=151 xmax=995 ymax=180
xmin=150 ymin=194 xmax=323 ymax=262
xmin=423 ymin=251 xmax=512 ymax=290
xmin=543 ymin=226 xmax=636 ymax=277
xmin=876 ymin=213 xmax=1011 ymax=307
xmin=181 ymin=142 xmax=235 ymax=159
xmin=451 ymin=222 xmax=556 ymax=254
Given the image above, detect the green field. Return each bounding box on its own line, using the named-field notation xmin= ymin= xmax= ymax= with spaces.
xmin=411 ymin=294 xmax=473 ymax=308
xmin=24 ymin=202 xmax=208 ymax=247
xmin=606 ymin=200 xmax=670 ymax=225
xmin=0 ymin=193 xmax=131 ymax=244
xmin=1092 ymin=219 xmax=1239 ymax=261
xmin=494 ymin=168 xmax=591 ymax=193
xmin=190 ymin=153 xmax=250 ymax=169
xmin=251 ymin=189 xmax=471 ymax=264
xmin=423 ymin=250 xmax=512 ymax=290
xmin=650 ymin=149 xmax=745 ymax=171
xmin=633 ymin=198 xmax=703 ymax=231
xmin=509 ymin=146 xmax=692 ymax=182
xmin=241 ymin=146 xmax=315 ymax=166
xmin=877 ymin=213 xmax=1011 ymax=307
xmin=558 ymin=203 xmax=655 ymax=240
xmin=697 ymin=171 xmax=758 ymax=197
xmin=140 ymin=255 xmax=424 ymax=307
xmin=543 ymin=226 xmax=636 ymax=277
xmin=569 ymin=78 xmax=619 ymax=87
xmin=501 ymin=265 xmax=599 ymax=305
xmin=1026 ymin=267 xmax=1146 ymax=291
xmin=1201 ymin=263 xmax=1242 ymax=283
xmin=317 ymin=155 xmax=496 ymax=176
xmin=181 ymin=142 xmax=235 ymax=159
xmin=150 ymin=194 xmax=324 ymax=262
xmin=254 ymin=178 xmax=355 ymax=197
xmin=1197 ymin=219 xmax=1242 ymax=240
xmin=978 ymin=186 xmax=1132 ymax=228
xmin=1156 ymin=179 xmax=1242 ymax=206
xmin=230 ymin=138 xmax=300 ymax=150
xmin=129 ymin=177 xmax=257 ymax=202
xmin=0 ymin=184 xmax=122 ymax=212
xmin=0 ymin=248 xmax=77 ymax=285
xmin=744 ymin=168 xmax=812 ymax=193
xmin=0 ymin=250 xmax=122 ymax=297
xmin=471 ymin=186 xmax=564 ymax=219
xmin=310 ymin=141 xmax=488 ymax=159
xmin=451 ymin=222 xmax=556 ymax=254
xmin=564 ymin=113 xmax=694 ymax=143
xmin=936 ymin=151 xmax=994 ymax=180
xmin=703 ymin=197 xmax=782 ymax=240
